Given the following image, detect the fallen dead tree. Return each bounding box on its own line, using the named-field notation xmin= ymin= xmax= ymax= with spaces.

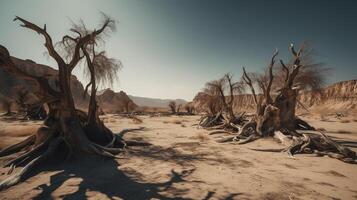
xmin=0 ymin=14 xmax=148 ymax=190
xmin=217 ymin=44 xmax=356 ymax=163
xmin=198 ymin=73 xmax=246 ymax=132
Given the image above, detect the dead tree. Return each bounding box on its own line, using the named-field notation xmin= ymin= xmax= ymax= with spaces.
xmin=220 ymin=44 xmax=356 ymax=163
xmin=198 ymin=73 xmax=245 ymax=131
xmin=168 ymin=101 xmax=176 ymax=114
xmin=0 ymin=15 xmax=145 ymax=190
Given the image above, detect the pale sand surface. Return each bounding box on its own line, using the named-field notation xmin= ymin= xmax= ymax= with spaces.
xmin=0 ymin=114 xmax=356 ymax=200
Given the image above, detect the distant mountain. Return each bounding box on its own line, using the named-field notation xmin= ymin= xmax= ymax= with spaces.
xmin=128 ymin=95 xmax=187 ymax=108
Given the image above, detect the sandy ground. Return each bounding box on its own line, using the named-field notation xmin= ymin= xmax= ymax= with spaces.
xmin=0 ymin=114 xmax=356 ymax=200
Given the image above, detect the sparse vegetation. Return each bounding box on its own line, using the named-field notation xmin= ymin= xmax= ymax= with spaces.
xmin=198 ymin=73 xmax=246 ymax=131
xmin=184 ymin=103 xmax=195 ymax=115
xmin=168 ymin=101 xmax=177 ymax=114
xmin=0 ymin=1 xmax=356 ymax=199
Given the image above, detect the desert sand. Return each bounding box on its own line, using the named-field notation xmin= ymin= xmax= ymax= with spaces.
xmin=0 ymin=114 xmax=356 ymax=200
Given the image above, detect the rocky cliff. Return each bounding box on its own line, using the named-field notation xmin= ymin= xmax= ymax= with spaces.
xmin=97 ymin=89 xmax=137 ymax=113
xmin=0 ymin=57 xmax=88 ymax=108
xmin=297 ymin=79 xmax=357 ymax=114
xmin=0 ymin=57 xmax=137 ymax=113
xmin=192 ymin=80 xmax=357 ymax=115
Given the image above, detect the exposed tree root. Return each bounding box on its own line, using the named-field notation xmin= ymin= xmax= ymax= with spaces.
xmin=216 ymin=136 xmax=236 ymax=143
xmin=239 ymin=129 xmax=357 ymax=163
xmin=105 ymin=127 xmax=145 ymax=148
xmin=0 ymin=137 xmax=63 ymax=190
xmin=116 ymin=127 xmax=145 ymax=137
xmin=198 ymin=112 xmax=246 ymax=133
xmin=0 ymin=135 xmax=35 ymax=157
xmin=233 ymin=134 xmax=260 ymax=145
xmin=0 ymin=124 xmax=148 ymax=190
xmin=209 ymin=130 xmax=232 ymax=135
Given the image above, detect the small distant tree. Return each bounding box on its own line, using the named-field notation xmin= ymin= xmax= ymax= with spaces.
xmin=168 ymin=101 xmax=176 ymax=114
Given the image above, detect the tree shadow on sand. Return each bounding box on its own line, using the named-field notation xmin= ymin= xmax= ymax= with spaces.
xmin=1 ymin=141 xmax=248 ymax=200
xmin=32 ymin=156 xmax=194 ymax=200
xmin=28 ymin=143 xmax=247 ymax=200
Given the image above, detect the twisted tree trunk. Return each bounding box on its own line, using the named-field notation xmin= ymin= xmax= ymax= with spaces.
xmin=0 ymin=16 xmax=146 ymax=190
xmin=227 ymin=44 xmax=356 ymax=163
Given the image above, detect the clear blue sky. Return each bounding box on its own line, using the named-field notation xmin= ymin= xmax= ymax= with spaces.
xmin=0 ymin=0 xmax=356 ymax=100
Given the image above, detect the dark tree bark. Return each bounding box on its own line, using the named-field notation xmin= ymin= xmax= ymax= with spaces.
xmin=229 ymin=44 xmax=356 ymax=163
xmin=0 ymin=16 xmax=144 ymax=190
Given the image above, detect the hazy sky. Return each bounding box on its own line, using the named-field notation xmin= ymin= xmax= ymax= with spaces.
xmin=0 ymin=0 xmax=356 ymax=100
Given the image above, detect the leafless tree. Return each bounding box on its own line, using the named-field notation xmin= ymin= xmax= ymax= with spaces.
xmin=199 ymin=73 xmax=244 ymax=130
xmin=220 ymin=43 xmax=355 ymax=163
xmin=0 ymin=14 xmax=145 ymax=190
xmin=168 ymin=101 xmax=176 ymax=114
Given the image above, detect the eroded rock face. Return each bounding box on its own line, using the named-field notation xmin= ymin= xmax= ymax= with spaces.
xmin=191 ymin=80 xmax=357 ymax=114
xmin=0 ymin=57 xmax=88 ymax=109
xmin=97 ymin=89 xmax=137 ymax=113
xmin=0 ymin=56 xmax=137 ymax=114
xmin=298 ymin=80 xmax=357 ymax=105
xmin=296 ymin=80 xmax=357 ymax=114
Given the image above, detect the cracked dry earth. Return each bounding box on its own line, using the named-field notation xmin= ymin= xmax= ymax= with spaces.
xmin=0 ymin=114 xmax=356 ymax=200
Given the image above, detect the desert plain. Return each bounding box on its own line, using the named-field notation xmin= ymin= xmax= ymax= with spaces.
xmin=0 ymin=113 xmax=356 ymax=200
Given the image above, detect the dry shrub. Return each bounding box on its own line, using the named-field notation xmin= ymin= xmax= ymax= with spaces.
xmin=181 ymin=124 xmax=186 ymax=127
xmin=353 ymin=119 xmax=357 ymax=122
xmin=162 ymin=121 xmax=169 ymax=124
xmin=340 ymin=119 xmax=350 ymax=123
